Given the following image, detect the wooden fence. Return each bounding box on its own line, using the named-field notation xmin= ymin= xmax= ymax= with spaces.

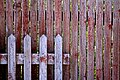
xmin=0 ymin=0 xmax=120 ymax=80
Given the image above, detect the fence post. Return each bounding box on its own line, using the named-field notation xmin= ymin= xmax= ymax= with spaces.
xmin=24 ymin=35 xmax=31 ymax=80
xmin=39 ymin=35 xmax=47 ymax=80
xmin=55 ymin=34 xmax=62 ymax=80
xmin=8 ymin=34 xmax=16 ymax=80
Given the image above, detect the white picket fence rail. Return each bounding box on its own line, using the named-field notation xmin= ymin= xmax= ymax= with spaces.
xmin=0 ymin=34 xmax=70 ymax=80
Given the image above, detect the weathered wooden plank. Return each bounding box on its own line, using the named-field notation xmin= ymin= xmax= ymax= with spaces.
xmin=8 ymin=34 xmax=16 ymax=80
xmin=55 ymin=0 xmax=62 ymax=35
xmin=71 ymin=0 xmax=78 ymax=80
xmin=87 ymin=0 xmax=95 ymax=79
xmin=22 ymin=0 xmax=29 ymax=37
xmin=79 ymin=0 xmax=87 ymax=79
xmin=46 ymin=0 xmax=54 ymax=79
xmin=63 ymin=0 xmax=70 ymax=79
xmin=104 ymin=0 xmax=112 ymax=80
xmin=96 ymin=0 xmax=103 ymax=80
xmin=14 ymin=0 xmax=22 ymax=53
xmin=6 ymin=0 xmax=13 ymax=35
xmin=30 ymin=0 xmax=37 ymax=52
xmin=39 ymin=35 xmax=47 ymax=80
xmin=24 ymin=35 xmax=31 ymax=80
xmin=112 ymin=0 xmax=119 ymax=80
xmin=0 ymin=53 xmax=69 ymax=65
xmin=55 ymin=34 xmax=62 ymax=80
xmin=38 ymin=0 xmax=45 ymax=36
xmin=30 ymin=0 xmax=38 ymax=79
xmin=0 ymin=0 xmax=5 ymax=52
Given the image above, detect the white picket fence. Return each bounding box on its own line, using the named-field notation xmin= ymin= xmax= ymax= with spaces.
xmin=0 ymin=34 xmax=70 ymax=80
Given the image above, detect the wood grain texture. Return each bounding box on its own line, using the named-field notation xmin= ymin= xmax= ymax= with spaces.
xmin=30 ymin=0 xmax=38 ymax=79
xmin=71 ymin=0 xmax=78 ymax=80
xmin=22 ymin=0 xmax=29 ymax=37
xmin=8 ymin=34 xmax=16 ymax=80
xmin=24 ymin=35 xmax=31 ymax=80
xmin=6 ymin=0 xmax=13 ymax=35
xmin=39 ymin=35 xmax=47 ymax=80
xmin=63 ymin=0 xmax=70 ymax=80
xmin=104 ymin=0 xmax=112 ymax=80
xmin=38 ymin=0 xmax=45 ymax=36
xmin=55 ymin=34 xmax=62 ymax=80
xmin=79 ymin=0 xmax=87 ymax=79
xmin=46 ymin=0 xmax=54 ymax=79
xmin=14 ymin=0 xmax=22 ymax=52
xmin=55 ymin=0 xmax=62 ymax=35
xmin=87 ymin=0 xmax=95 ymax=79
xmin=112 ymin=0 xmax=119 ymax=80
xmin=0 ymin=0 xmax=5 ymax=52
xmin=96 ymin=0 xmax=103 ymax=80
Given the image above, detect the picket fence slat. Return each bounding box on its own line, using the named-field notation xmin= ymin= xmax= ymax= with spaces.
xmin=112 ymin=0 xmax=119 ymax=79
xmin=104 ymin=0 xmax=112 ymax=80
xmin=79 ymin=0 xmax=87 ymax=79
xmin=24 ymin=35 xmax=31 ymax=80
xmin=8 ymin=34 xmax=16 ymax=80
xmin=55 ymin=34 xmax=62 ymax=80
xmin=39 ymin=35 xmax=47 ymax=80
xmin=96 ymin=0 xmax=103 ymax=80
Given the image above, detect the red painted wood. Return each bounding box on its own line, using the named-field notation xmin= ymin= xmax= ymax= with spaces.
xmin=71 ymin=0 xmax=78 ymax=80
xmin=0 ymin=0 xmax=5 ymax=52
xmin=22 ymin=0 xmax=29 ymax=37
xmin=0 ymin=0 xmax=6 ymax=80
xmin=79 ymin=0 xmax=87 ymax=79
xmin=104 ymin=0 xmax=112 ymax=80
xmin=14 ymin=0 xmax=22 ymax=79
xmin=112 ymin=0 xmax=119 ymax=80
xmin=6 ymin=0 xmax=13 ymax=35
xmin=38 ymin=0 xmax=45 ymax=36
xmin=87 ymin=0 xmax=95 ymax=79
xmin=96 ymin=0 xmax=103 ymax=80
xmin=55 ymin=0 xmax=62 ymax=35
xmin=46 ymin=0 xmax=54 ymax=80
xmin=63 ymin=0 xmax=70 ymax=79
xmin=30 ymin=0 xmax=38 ymax=79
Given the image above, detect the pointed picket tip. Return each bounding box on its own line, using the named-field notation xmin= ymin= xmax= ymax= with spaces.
xmin=24 ymin=34 xmax=31 ymax=40
xmin=55 ymin=34 xmax=62 ymax=40
xmin=40 ymin=34 xmax=47 ymax=39
xmin=8 ymin=34 xmax=15 ymax=39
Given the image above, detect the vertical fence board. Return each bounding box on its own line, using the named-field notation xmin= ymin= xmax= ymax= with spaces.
xmin=14 ymin=0 xmax=22 ymax=53
xmin=0 ymin=0 xmax=5 ymax=52
xmin=22 ymin=0 xmax=29 ymax=37
xmin=24 ymin=35 xmax=31 ymax=80
xmin=63 ymin=0 xmax=70 ymax=79
xmin=87 ymin=0 xmax=95 ymax=79
xmin=8 ymin=34 xmax=16 ymax=80
xmin=71 ymin=0 xmax=78 ymax=80
xmin=55 ymin=0 xmax=62 ymax=35
xmin=6 ymin=0 xmax=13 ymax=35
xmin=30 ymin=0 xmax=38 ymax=79
xmin=55 ymin=35 xmax=62 ymax=80
xmin=38 ymin=0 xmax=45 ymax=36
xmin=46 ymin=0 xmax=54 ymax=79
xmin=96 ymin=0 xmax=103 ymax=80
xmin=14 ymin=1 xmax=23 ymax=79
xmin=79 ymin=0 xmax=87 ymax=79
xmin=104 ymin=0 xmax=112 ymax=80
xmin=39 ymin=35 xmax=47 ymax=80
xmin=112 ymin=0 xmax=119 ymax=80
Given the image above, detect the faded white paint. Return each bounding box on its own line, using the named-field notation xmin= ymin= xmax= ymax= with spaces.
xmin=39 ymin=35 xmax=47 ymax=80
xmin=24 ymin=35 xmax=31 ymax=80
xmin=55 ymin=34 xmax=62 ymax=80
xmin=8 ymin=34 xmax=16 ymax=80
